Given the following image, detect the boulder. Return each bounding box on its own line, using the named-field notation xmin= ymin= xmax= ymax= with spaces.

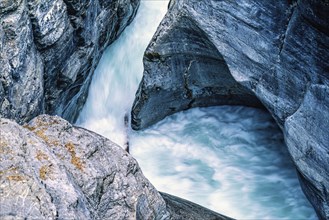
xmin=131 ymin=0 xmax=329 ymax=219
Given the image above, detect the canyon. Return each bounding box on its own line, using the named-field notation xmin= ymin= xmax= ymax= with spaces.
xmin=1 ymin=0 xmax=328 ymax=219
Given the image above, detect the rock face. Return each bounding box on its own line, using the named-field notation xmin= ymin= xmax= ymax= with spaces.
xmin=0 ymin=0 xmax=140 ymax=124
xmin=0 ymin=115 xmax=168 ymax=219
xmin=132 ymin=0 xmax=329 ymax=219
xmin=160 ymin=192 xmax=234 ymax=220
xmin=0 ymin=115 xmax=233 ymax=220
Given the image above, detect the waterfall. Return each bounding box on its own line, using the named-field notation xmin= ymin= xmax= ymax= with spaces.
xmin=77 ymin=1 xmax=316 ymax=219
xmin=77 ymin=1 xmax=169 ymax=146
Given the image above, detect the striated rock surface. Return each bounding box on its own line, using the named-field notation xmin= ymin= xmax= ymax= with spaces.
xmin=132 ymin=0 xmax=329 ymax=219
xmin=0 ymin=115 xmax=233 ymax=220
xmin=160 ymin=192 xmax=234 ymax=220
xmin=0 ymin=0 xmax=140 ymax=124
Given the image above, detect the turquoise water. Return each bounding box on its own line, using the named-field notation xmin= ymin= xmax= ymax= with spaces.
xmin=77 ymin=1 xmax=317 ymax=219
xmin=130 ymin=106 xmax=316 ymax=219
xmin=77 ymin=1 xmax=168 ymax=145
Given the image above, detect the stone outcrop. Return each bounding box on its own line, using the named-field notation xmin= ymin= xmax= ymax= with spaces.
xmin=132 ymin=0 xmax=329 ymax=219
xmin=0 ymin=115 xmax=233 ymax=220
xmin=160 ymin=192 xmax=234 ymax=220
xmin=0 ymin=0 xmax=140 ymax=124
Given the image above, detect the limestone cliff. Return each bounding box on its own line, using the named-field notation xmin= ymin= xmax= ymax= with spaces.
xmin=0 ymin=0 xmax=140 ymax=124
xmin=131 ymin=0 xmax=329 ymax=219
xmin=0 ymin=115 xmax=232 ymax=220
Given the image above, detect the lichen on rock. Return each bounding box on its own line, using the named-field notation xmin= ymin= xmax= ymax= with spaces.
xmin=0 ymin=115 xmax=169 ymax=219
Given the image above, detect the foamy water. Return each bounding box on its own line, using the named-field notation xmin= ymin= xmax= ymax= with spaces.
xmin=77 ymin=1 xmax=169 ymax=145
xmin=130 ymin=106 xmax=316 ymax=219
xmin=77 ymin=1 xmax=317 ymax=219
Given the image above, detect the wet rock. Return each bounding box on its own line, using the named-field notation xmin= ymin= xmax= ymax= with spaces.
xmin=132 ymin=14 xmax=264 ymax=129
xmin=0 ymin=0 xmax=140 ymax=124
xmin=132 ymin=0 xmax=329 ymax=219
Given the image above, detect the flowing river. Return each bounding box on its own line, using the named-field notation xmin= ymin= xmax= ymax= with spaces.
xmin=77 ymin=1 xmax=317 ymax=219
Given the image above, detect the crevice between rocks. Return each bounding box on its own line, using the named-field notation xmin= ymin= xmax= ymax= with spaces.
xmin=182 ymin=60 xmax=195 ymax=100
xmin=278 ymin=2 xmax=297 ymax=57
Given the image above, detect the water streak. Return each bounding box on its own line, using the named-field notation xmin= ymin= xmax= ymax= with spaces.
xmin=77 ymin=1 xmax=169 ymax=145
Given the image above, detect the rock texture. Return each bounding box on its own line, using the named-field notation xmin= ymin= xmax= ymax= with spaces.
xmin=160 ymin=192 xmax=234 ymax=220
xmin=132 ymin=0 xmax=329 ymax=219
xmin=0 ymin=115 xmax=233 ymax=220
xmin=0 ymin=0 xmax=140 ymax=124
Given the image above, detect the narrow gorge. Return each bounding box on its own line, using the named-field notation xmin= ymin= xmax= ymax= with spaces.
xmin=1 ymin=0 xmax=328 ymax=219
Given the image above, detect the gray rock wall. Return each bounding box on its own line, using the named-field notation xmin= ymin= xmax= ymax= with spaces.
xmin=0 ymin=0 xmax=44 ymax=124
xmin=131 ymin=0 xmax=329 ymax=219
xmin=0 ymin=115 xmax=233 ymax=220
xmin=0 ymin=0 xmax=140 ymax=124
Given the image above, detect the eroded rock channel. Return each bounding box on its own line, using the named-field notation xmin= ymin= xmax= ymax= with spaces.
xmin=132 ymin=0 xmax=329 ymax=219
xmin=0 ymin=0 xmax=328 ymax=219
